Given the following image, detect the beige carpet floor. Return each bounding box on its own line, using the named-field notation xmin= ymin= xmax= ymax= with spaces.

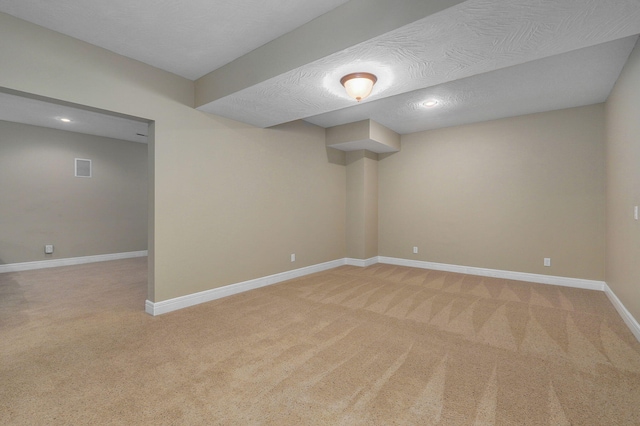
xmin=1 ymin=258 xmax=640 ymax=425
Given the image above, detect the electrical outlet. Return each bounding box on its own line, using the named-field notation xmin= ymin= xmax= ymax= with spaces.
xmin=44 ymin=244 xmax=54 ymax=254
xmin=413 ymin=246 xmax=418 ymax=254
xmin=291 ymin=253 xmax=295 ymax=262
xmin=544 ymin=258 xmax=551 ymax=267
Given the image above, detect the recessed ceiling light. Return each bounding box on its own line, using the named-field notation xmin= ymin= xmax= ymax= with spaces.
xmin=59 ymin=118 xmax=71 ymax=123
xmin=422 ymin=99 xmax=439 ymax=108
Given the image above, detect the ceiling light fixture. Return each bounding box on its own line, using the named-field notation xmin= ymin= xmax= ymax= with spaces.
xmin=422 ymin=99 xmax=439 ymax=108
xmin=340 ymin=72 xmax=377 ymax=102
xmin=59 ymin=118 xmax=71 ymax=122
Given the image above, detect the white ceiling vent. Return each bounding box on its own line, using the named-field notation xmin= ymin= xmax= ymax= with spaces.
xmin=75 ymin=158 xmax=92 ymax=178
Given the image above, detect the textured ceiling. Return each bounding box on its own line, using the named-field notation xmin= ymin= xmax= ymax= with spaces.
xmin=1 ymin=0 xmax=640 ymax=136
xmin=306 ymin=36 xmax=639 ymax=134
xmin=199 ymin=0 xmax=640 ymax=130
xmin=0 ymin=0 xmax=350 ymax=80
xmin=0 ymin=91 xmax=149 ymax=143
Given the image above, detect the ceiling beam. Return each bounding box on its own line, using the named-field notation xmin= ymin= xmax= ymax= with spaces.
xmin=195 ymin=0 xmax=465 ymax=108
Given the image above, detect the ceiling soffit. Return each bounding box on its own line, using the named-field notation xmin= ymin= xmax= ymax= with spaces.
xmin=194 ymin=0 xmax=465 ymax=105
xmin=326 ymin=119 xmax=400 ymax=153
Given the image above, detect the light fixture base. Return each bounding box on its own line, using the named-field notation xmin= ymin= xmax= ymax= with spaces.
xmin=340 ymin=72 xmax=378 ymax=102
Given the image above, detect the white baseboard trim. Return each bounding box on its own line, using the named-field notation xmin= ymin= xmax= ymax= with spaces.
xmin=144 ymin=255 xmax=639 ymax=343
xmin=0 ymin=250 xmax=148 ymax=274
xmin=604 ymin=284 xmax=640 ymax=342
xmin=379 ymin=256 xmax=640 ymax=342
xmin=146 ymin=258 xmax=346 ymax=316
xmin=345 ymin=257 xmax=378 ymax=267
xmin=377 ymin=256 xmax=606 ymax=291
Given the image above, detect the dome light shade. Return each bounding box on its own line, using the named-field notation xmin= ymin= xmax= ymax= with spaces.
xmin=340 ymin=72 xmax=377 ymax=102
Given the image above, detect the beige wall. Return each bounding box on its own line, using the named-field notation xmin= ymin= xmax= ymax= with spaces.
xmin=379 ymin=105 xmax=606 ymax=280
xmin=605 ymin=39 xmax=640 ymax=321
xmin=0 ymin=13 xmax=346 ymax=301
xmin=346 ymin=150 xmax=378 ymax=260
xmin=0 ymin=120 xmax=147 ymax=264
xmin=2 ymin=11 xmax=628 ymax=312
xmin=346 ymin=151 xmax=365 ymax=259
xmin=364 ymin=153 xmax=379 ymax=259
